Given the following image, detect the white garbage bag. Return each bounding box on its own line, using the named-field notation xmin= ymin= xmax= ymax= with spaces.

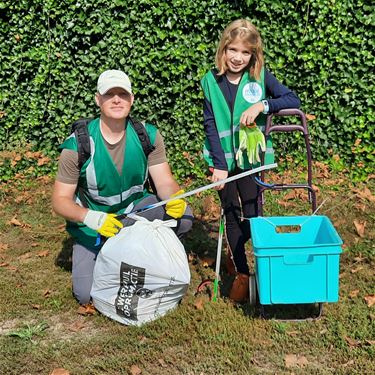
xmin=91 ymin=216 xmax=191 ymax=326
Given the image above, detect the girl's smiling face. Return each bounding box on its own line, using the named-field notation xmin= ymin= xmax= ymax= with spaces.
xmin=225 ymin=38 xmax=252 ymax=76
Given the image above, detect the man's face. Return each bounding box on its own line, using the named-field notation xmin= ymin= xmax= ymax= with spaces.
xmin=95 ymin=87 xmax=134 ymax=120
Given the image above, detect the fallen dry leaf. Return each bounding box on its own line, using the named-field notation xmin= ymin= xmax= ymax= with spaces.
xmin=188 ymin=253 xmax=197 ymax=263
xmin=286 ymin=330 xmax=299 ymax=336
xmin=37 ymin=175 xmax=52 ymax=184
xmin=37 ymin=250 xmax=49 ymax=257
xmin=68 ymin=320 xmax=86 ymax=332
xmin=9 ymin=217 xmax=22 ymax=226
xmin=25 ymin=151 xmax=42 ymax=159
xmin=349 ymin=290 xmax=360 ymax=298
xmin=49 ymin=369 xmax=70 ymax=375
xmin=354 ymin=138 xmax=361 ymax=147
xmin=18 ymin=252 xmax=33 ymax=260
xmin=181 ymin=151 xmax=194 ymax=167
xmin=32 ymin=304 xmax=41 ymax=309
xmin=15 ymin=193 xmax=31 ymax=204
xmin=344 ymin=336 xmax=361 ymax=347
xmin=139 ymin=335 xmax=147 ymax=344
xmin=333 ymin=219 xmax=346 ymax=228
xmin=194 ymin=297 xmax=205 ymax=310
xmin=0 ymin=262 xmax=9 ymax=267
xmin=312 ymin=184 xmax=320 ymax=193
xmin=306 ymin=113 xmax=316 ymax=121
xmin=283 ymin=190 xmax=299 ymax=201
xmin=200 ymin=257 xmax=215 ymax=268
xmin=8 ymin=216 xmax=31 ymax=229
xmin=201 ymin=195 xmax=221 ymax=219
xmin=353 ymin=255 xmax=366 ymax=263
xmin=43 ymin=289 xmax=51 ymax=297
xmin=277 ymin=200 xmax=296 ymax=208
xmin=284 ymin=354 xmax=309 ymax=368
xmin=364 ymin=295 xmax=375 ymax=308
xmin=350 ymin=266 xmax=363 ymax=274
xmin=342 ymin=359 xmax=355 ymax=367
xmin=353 ymin=220 xmax=366 ymax=237
xmin=5 ymin=265 xmax=18 ymax=272
xmin=158 ymin=358 xmax=168 ymax=368
xmin=37 ymin=156 xmax=51 ymax=166
xmin=353 ymin=187 xmax=375 ymax=203
xmin=314 ymin=161 xmax=330 ymax=178
xmin=129 ymin=364 xmax=142 ymax=375
xmin=354 ymin=203 xmax=367 ymax=212
xmin=0 ymin=243 xmax=9 ymax=251
xmin=77 ymin=303 xmax=96 ymax=316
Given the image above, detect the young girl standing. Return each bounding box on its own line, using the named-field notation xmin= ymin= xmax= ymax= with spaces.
xmin=201 ymin=19 xmax=301 ymax=302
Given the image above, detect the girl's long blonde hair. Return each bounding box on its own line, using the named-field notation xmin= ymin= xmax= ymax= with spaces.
xmin=215 ymin=19 xmax=264 ymax=81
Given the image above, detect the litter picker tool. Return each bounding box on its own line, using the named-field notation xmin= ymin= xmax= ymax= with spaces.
xmin=212 ymin=208 xmax=224 ymax=302
xmin=117 ymin=163 xmax=278 ymax=220
xmin=95 ymin=163 xmax=277 ymax=246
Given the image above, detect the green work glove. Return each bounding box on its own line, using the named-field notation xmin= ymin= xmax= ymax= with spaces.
xmin=236 ymin=125 xmax=266 ymax=166
xmin=83 ymin=210 xmax=123 ymax=237
xmin=166 ymin=189 xmax=187 ymax=219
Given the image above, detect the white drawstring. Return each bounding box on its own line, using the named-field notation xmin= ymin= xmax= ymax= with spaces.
xmin=240 ymin=197 xmax=330 ymax=229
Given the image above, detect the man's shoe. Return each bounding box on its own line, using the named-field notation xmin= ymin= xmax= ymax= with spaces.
xmin=229 ymin=273 xmax=249 ymax=303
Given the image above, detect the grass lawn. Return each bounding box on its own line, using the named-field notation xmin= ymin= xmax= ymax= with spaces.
xmin=0 ymin=164 xmax=374 ymax=375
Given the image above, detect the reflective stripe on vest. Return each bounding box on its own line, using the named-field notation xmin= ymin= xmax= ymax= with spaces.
xmin=76 ymin=134 xmax=147 ymax=207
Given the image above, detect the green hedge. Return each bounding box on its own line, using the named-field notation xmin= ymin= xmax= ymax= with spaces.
xmin=0 ymin=0 xmax=373 ymax=182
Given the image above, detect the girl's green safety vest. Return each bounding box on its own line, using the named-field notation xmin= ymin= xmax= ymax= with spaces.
xmin=201 ymin=68 xmax=274 ymax=172
xmin=59 ymin=117 xmax=157 ymax=249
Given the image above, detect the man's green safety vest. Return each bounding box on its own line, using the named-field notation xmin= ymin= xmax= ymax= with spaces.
xmin=201 ymin=68 xmax=274 ymax=171
xmin=60 ymin=117 xmax=157 ymax=249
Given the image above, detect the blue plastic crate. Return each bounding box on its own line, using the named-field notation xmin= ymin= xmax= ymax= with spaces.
xmin=250 ymin=215 xmax=343 ymax=305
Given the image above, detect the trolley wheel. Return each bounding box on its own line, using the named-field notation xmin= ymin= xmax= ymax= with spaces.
xmin=248 ymin=273 xmax=257 ymax=306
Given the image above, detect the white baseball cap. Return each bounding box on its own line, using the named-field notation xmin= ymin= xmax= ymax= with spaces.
xmin=97 ymin=69 xmax=132 ymax=95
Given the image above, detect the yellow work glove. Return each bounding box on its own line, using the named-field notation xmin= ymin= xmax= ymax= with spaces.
xmin=165 ymin=189 xmax=187 ymax=219
xmin=83 ymin=210 xmax=123 ymax=237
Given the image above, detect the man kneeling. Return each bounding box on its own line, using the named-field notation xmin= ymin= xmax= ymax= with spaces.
xmin=52 ymin=69 xmax=193 ymax=304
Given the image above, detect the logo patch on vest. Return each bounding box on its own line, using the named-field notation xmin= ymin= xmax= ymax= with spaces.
xmin=242 ymin=82 xmax=263 ymax=103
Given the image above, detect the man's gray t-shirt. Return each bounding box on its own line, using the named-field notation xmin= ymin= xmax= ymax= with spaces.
xmin=57 ymin=130 xmax=167 ymax=184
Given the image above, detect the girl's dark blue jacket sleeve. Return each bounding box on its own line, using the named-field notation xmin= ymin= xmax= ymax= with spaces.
xmin=203 ymin=68 xmax=301 ymax=171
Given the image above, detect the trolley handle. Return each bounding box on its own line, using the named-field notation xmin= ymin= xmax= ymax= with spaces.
xmin=259 ymin=109 xmax=317 ymax=214
xmin=265 ymin=108 xmax=308 ymax=133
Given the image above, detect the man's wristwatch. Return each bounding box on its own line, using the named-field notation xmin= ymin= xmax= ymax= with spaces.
xmin=262 ymin=99 xmax=269 ymax=114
